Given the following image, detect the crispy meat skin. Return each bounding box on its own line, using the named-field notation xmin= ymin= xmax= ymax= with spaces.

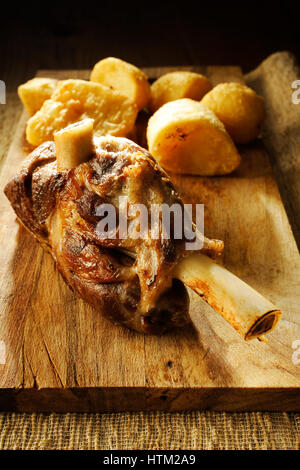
xmin=4 ymin=137 xmax=223 ymax=334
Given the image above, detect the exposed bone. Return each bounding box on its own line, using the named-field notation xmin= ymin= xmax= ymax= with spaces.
xmin=174 ymin=252 xmax=281 ymax=340
xmin=54 ymin=119 xmax=94 ymax=171
xmin=119 ymin=247 xmax=281 ymax=340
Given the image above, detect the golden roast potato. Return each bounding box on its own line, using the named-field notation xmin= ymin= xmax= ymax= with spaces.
xmin=18 ymin=77 xmax=57 ymax=116
xmin=201 ymin=82 xmax=265 ymax=144
xmin=90 ymin=57 xmax=151 ymax=110
xmin=150 ymin=71 xmax=212 ymax=113
xmin=147 ymin=98 xmax=241 ymax=176
xmin=26 ymin=79 xmax=138 ymax=146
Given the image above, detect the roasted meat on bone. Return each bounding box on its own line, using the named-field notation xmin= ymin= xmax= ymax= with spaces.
xmin=4 ymin=121 xmax=281 ymax=338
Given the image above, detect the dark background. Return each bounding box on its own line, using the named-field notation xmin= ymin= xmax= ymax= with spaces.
xmin=1 ymin=1 xmax=300 ymax=89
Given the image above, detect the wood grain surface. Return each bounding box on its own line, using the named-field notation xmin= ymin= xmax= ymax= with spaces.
xmin=0 ymin=62 xmax=299 ymax=412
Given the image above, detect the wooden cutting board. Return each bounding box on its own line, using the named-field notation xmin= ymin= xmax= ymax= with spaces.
xmin=0 ymin=61 xmax=299 ymax=412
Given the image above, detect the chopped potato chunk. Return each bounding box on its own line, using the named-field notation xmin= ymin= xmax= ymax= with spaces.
xmin=147 ymin=98 xmax=241 ymax=176
xmin=26 ymin=79 xmax=138 ymax=146
xmin=201 ymin=83 xmax=265 ymax=143
xmin=90 ymin=57 xmax=150 ymax=110
xmin=150 ymin=71 xmax=212 ymax=113
xmin=18 ymin=77 xmax=57 ymax=115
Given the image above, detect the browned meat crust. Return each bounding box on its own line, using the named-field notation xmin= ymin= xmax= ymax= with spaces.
xmin=4 ymin=137 xmax=223 ymax=334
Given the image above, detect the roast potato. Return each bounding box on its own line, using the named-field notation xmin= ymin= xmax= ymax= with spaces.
xmin=150 ymin=71 xmax=212 ymax=113
xmin=147 ymin=98 xmax=241 ymax=176
xmin=90 ymin=57 xmax=151 ymax=110
xmin=26 ymin=79 xmax=138 ymax=146
xmin=18 ymin=78 xmax=57 ymax=116
xmin=201 ymin=83 xmax=265 ymax=144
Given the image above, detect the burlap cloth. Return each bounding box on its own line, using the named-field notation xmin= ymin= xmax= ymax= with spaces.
xmin=0 ymin=411 xmax=299 ymax=450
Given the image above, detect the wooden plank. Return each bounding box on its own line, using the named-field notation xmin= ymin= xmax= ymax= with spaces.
xmin=0 ymin=66 xmax=299 ymax=412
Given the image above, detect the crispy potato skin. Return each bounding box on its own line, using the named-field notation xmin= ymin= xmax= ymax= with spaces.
xmin=150 ymin=71 xmax=212 ymax=113
xmin=26 ymin=79 xmax=138 ymax=146
xmin=147 ymin=98 xmax=241 ymax=176
xmin=201 ymin=83 xmax=265 ymax=144
xmin=90 ymin=57 xmax=151 ymax=110
xmin=18 ymin=78 xmax=57 ymax=116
